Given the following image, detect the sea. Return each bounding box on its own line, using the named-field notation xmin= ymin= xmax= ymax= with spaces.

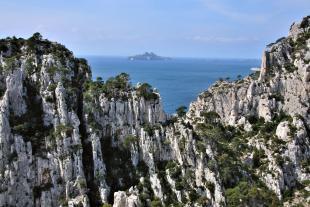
xmin=85 ymin=56 xmax=260 ymax=114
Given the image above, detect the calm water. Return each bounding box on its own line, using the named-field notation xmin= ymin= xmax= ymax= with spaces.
xmin=85 ymin=56 xmax=260 ymax=114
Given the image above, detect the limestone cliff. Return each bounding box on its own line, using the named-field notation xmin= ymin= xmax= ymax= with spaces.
xmin=0 ymin=16 xmax=309 ymax=207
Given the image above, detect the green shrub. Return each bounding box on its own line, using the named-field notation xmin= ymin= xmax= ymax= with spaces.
xmin=123 ymin=135 xmax=139 ymax=148
xmin=143 ymin=124 xmax=155 ymax=136
xmin=151 ymin=197 xmax=163 ymax=207
xmin=284 ymin=63 xmax=298 ymax=73
xmin=169 ymin=165 xmax=182 ymax=180
xmin=24 ymin=58 xmax=36 ymax=74
xmin=225 ymin=181 xmax=280 ymax=207
xmin=136 ymin=83 xmax=158 ymax=100
xmin=102 ymin=204 xmax=112 ymax=207
xmin=253 ymin=148 xmax=266 ymax=168
xmin=196 ymin=140 xmax=206 ymax=154
xmin=268 ymin=94 xmax=284 ymax=103
xmin=188 ymin=190 xmax=199 ymax=202
xmin=250 ymin=71 xmax=260 ymax=80
xmin=201 ymin=111 xmax=220 ymax=124
xmin=176 ymin=106 xmax=187 ymax=117
xmin=3 ymin=57 xmax=17 ymax=72
xmin=47 ymin=83 xmax=57 ymax=92
xmin=178 ymin=137 xmax=186 ymax=152
xmin=45 ymin=96 xmax=54 ymax=103
xmin=46 ymin=66 xmax=58 ymax=75
xmin=54 ymin=124 xmax=73 ymax=138
xmin=205 ymin=181 xmax=215 ymax=196
xmin=84 ymin=73 xmax=131 ymax=100
xmin=101 ymin=203 xmax=112 ymax=207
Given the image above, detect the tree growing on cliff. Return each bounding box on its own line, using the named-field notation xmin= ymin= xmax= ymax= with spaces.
xmin=176 ymin=106 xmax=187 ymax=117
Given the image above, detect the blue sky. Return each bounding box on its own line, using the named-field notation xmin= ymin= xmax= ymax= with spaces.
xmin=0 ymin=0 xmax=309 ymax=58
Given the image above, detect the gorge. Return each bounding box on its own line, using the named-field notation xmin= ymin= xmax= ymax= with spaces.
xmin=0 ymin=16 xmax=309 ymax=207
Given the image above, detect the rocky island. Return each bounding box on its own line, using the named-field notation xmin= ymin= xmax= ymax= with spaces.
xmin=0 ymin=16 xmax=309 ymax=207
xmin=128 ymin=52 xmax=170 ymax=61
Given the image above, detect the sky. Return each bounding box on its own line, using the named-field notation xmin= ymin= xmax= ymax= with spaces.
xmin=0 ymin=0 xmax=309 ymax=58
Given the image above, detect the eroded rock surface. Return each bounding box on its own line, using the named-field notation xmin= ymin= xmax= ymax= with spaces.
xmin=0 ymin=16 xmax=309 ymax=207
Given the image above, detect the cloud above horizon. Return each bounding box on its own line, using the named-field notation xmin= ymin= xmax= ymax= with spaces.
xmin=0 ymin=0 xmax=309 ymax=58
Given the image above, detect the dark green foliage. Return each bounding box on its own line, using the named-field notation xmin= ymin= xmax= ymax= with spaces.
xmin=189 ymin=190 xmax=199 ymax=202
xmin=9 ymin=79 xmax=53 ymax=155
xmin=47 ymin=83 xmax=57 ymax=92
xmin=288 ymin=123 xmax=297 ymax=136
xmin=275 ymin=155 xmax=285 ymax=167
xmin=268 ymin=94 xmax=285 ymax=103
xmin=136 ymin=83 xmax=158 ymax=100
xmin=155 ymin=161 xmax=181 ymax=205
xmin=29 ymin=32 xmax=43 ymax=42
xmin=196 ymin=119 xmax=250 ymax=189
xmin=260 ymin=121 xmax=276 ymax=134
xmin=162 ymin=116 xmax=178 ymax=127
xmin=138 ymin=176 xmax=155 ymax=206
xmin=196 ymin=196 xmax=211 ymax=206
xmin=136 ymin=160 xmax=149 ymax=177
xmin=196 ymin=122 xmax=225 ymax=142
xmin=178 ymin=136 xmax=186 ymax=152
xmin=273 ymin=110 xmax=292 ymax=123
xmin=253 ymin=149 xmax=266 ymax=168
xmin=101 ymin=136 xmax=143 ymax=203
xmin=225 ymin=181 xmax=280 ymax=207
xmin=151 ymin=197 xmax=163 ymax=207
xmin=123 ymin=135 xmax=139 ymax=148
xmin=275 ymin=37 xmax=286 ymax=44
xmin=247 ymin=115 xmax=264 ymax=125
xmin=300 ymin=16 xmax=310 ymax=28
xmin=24 ymin=58 xmax=37 ymax=75
xmin=101 ymin=204 xmax=112 ymax=207
xmin=54 ymin=124 xmax=73 ymax=138
xmin=4 ymin=36 xmax=24 ymax=56
xmin=196 ymin=140 xmax=206 ymax=153
xmin=205 ymin=181 xmax=215 ymax=197
xmin=8 ymin=151 xmax=18 ymax=162
xmin=217 ymin=153 xmax=243 ymax=188
xmin=176 ymin=106 xmax=187 ymax=117
xmin=33 ymin=182 xmax=53 ymax=199
xmin=169 ymin=165 xmax=182 ymax=180
xmin=46 ymin=66 xmax=58 ymax=75
xmin=284 ymin=62 xmax=298 ymax=73
xmin=84 ymin=73 xmax=131 ymax=100
xmin=3 ymin=56 xmax=17 ymax=72
xmin=0 ymin=82 xmax=5 ymax=98
xmin=143 ymin=124 xmax=156 ymax=136
xmin=45 ymin=96 xmax=54 ymax=103
xmin=201 ymin=111 xmax=220 ymax=124
xmin=27 ymin=33 xmax=44 ymax=53
xmin=290 ymin=29 xmax=310 ymax=66
xmin=246 ymin=115 xmax=265 ymax=132
xmin=0 ymin=40 xmax=8 ymax=53
xmin=250 ymin=71 xmax=260 ymax=80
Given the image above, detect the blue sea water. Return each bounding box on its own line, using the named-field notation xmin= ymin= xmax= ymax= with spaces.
xmin=85 ymin=56 xmax=260 ymax=114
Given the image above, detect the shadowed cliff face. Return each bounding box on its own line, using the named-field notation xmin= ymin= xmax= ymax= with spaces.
xmin=0 ymin=16 xmax=309 ymax=207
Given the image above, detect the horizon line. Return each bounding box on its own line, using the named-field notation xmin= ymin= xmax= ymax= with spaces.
xmin=78 ymin=54 xmax=261 ymax=60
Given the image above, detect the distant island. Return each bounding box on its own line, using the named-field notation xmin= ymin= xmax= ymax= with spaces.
xmin=128 ymin=52 xmax=170 ymax=60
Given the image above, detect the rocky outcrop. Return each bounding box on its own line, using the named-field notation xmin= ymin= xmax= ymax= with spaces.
xmin=186 ymin=15 xmax=310 ymax=205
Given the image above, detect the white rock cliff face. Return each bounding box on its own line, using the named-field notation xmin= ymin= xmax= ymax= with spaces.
xmin=0 ymin=17 xmax=309 ymax=207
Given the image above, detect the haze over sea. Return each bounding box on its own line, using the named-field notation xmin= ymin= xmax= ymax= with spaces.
xmin=86 ymin=56 xmax=260 ymax=114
